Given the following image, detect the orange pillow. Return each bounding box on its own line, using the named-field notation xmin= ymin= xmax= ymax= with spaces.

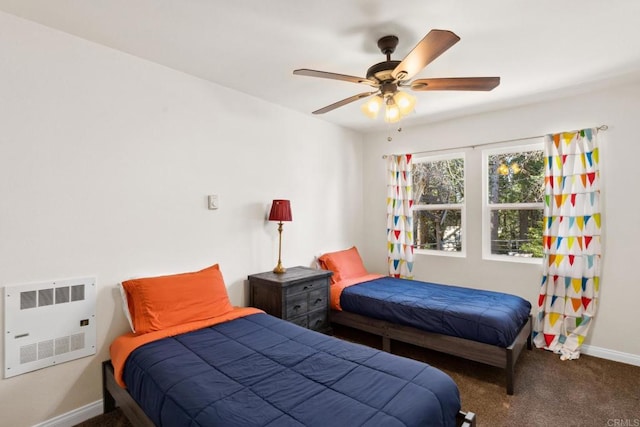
xmin=318 ymin=247 xmax=368 ymax=284
xmin=121 ymin=264 xmax=234 ymax=334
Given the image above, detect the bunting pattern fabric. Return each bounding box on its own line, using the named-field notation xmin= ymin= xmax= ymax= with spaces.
xmin=386 ymin=154 xmax=414 ymax=278
xmin=533 ymin=128 xmax=602 ymax=360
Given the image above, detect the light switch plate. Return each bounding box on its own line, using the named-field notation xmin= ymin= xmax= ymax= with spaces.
xmin=208 ymin=195 xmax=219 ymax=210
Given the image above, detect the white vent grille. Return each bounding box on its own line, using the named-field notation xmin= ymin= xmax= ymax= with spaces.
xmin=4 ymin=277 xmax=96 ymax=378
xmin=38 ymin=289 xmax=54 ymax=307
xmin=38 ymin=340 xmax=54 ymax=359
xmin=21 ymin=291 xmax=37 ymax=310
xmin=20 ymin=344 xmax=37 ymax=364
xmin=55 ymin=336 xmax=70 ymax=355
xmin=71 ymin=333 xmax=85 ymax=351
xmin=55 ymin=287 xmax=70 ymax=304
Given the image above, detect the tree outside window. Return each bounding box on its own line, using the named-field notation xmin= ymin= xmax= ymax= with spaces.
xmin=484 ymin=144 xmax=544 ymax=259
xmin=412 ymin=154 xmax=465 ymax=255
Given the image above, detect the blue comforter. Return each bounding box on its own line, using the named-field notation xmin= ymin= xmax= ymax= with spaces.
xmin=340 ymin=277 xmax=531 ymax=347
xmin=123 ymin=313 xmax=460 ymax=427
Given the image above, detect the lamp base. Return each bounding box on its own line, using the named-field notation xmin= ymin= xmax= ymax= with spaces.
xmin=273 ymin=220 xmax=286 ymax=274
xmin=273 ymin=262 xmax=286 ymax=274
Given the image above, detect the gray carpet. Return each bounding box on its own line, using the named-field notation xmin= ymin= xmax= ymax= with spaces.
xmin=79 ymin=325 xmax=640 ymax=426
xmin=339 ymin=325 xmax=640 ymax=426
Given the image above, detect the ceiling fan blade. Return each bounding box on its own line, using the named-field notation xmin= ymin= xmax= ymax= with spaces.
xmin=411 ymin=77 xmax=500 ymax=91
xmin=392 ymin=30 xmax=461 ymax=81
xmin=312 ymin=91 xmax=378 ymax=114
xmin=294 ymin=69 xmax=378 ymax=86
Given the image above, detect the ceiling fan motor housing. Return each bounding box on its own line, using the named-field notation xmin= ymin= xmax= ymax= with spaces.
xmin=366 ymin=60 xmax=401 ymax=83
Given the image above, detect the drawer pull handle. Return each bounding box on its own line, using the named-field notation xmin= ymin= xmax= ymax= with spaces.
xmin=293 ymin=305 xmax=301 ymax=310
xmin=303 ymin=286 xmax=309 ymax=290
xmin=314 ymin=298 xmax=322 ymax=304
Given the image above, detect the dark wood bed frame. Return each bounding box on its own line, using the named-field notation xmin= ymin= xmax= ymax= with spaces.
xmin=330 ymin=310 xmax=533 ymax=395
xmin=102 ymin=360 xmax=477 ymax=426
xmin=103 ymin=361 xmax=155 ymax=427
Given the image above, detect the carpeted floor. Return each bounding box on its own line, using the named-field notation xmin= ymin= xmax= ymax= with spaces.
xmin=78 ymin=325 xmax=640 ymax=426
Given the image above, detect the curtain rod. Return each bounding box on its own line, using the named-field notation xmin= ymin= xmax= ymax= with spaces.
xmin=381 ymin=124 xmax=608 ymax=159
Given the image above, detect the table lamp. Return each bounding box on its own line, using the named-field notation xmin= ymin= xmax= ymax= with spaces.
xmin=268 ymin=199 xmax=292 ymax=274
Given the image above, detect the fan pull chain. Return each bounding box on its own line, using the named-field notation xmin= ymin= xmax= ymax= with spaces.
xmin=386 ymin=126 xmax=403 ymax=142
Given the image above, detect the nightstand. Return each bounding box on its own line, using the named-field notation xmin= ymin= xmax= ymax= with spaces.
xmin=248 ymin=266 xmax=332 ymax=333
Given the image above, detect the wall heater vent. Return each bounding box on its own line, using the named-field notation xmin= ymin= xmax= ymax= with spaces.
xmin=4 ymin=277 xmax=96 ymax=378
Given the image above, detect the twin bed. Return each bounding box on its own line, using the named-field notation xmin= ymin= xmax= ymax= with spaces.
xmin=103 ymin=249 xmax=532 ymax=425
xmin=104 ymin=312 xmax=472 ymax=426
xmin=319 ymin=247 xmax=532 ymax=396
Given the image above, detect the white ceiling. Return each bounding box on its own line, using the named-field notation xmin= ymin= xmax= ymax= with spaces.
xmin=2 ymin=0 xmax=640 ymax=131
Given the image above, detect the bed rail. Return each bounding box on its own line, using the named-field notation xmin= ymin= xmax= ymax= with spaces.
xmin=331 ymin=310 xmax=532 ymax=395
xmin=102 ymin=360 xmax=155 ymax=427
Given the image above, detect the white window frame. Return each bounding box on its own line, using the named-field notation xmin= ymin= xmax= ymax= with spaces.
xmin=413 ymin=152 xmax=466 ymax=258
xmin=481 ymin=142 xmax=544 ymax=263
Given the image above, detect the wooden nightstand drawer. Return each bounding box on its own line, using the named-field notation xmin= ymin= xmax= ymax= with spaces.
xmin=289 ymin=310 xmax=328 ymax=331
xmin=285 ymin=293 xmax=308 ymax=318
xmin=285 ymin=278 xmax=325 ymax=296
xmin=308 ymin=310 xmax=329 ymax=331
xmin=308 ymin=289 xmax=327 ymax=310
xmin=248 ymin=266 xmax=332 ymax=333
xmin=288 ymin=314 xmax=308 ymax=328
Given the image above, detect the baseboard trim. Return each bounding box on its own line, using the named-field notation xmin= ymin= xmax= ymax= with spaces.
xmin=33 ymin=400 xmax=102 ymax=427
xmin=582 ymin=344 xmax=640 ymax=367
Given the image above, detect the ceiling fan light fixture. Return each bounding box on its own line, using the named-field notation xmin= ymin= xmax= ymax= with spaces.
xmin=361 ymin=92 xmax=411 ymax=123
xmin=384 ymin=98 xmax=401 ymax=123
xmin=393 ymin=91 xmax=416 ymax=115
xmin=361 ymin=95 xmax=383 ymax=119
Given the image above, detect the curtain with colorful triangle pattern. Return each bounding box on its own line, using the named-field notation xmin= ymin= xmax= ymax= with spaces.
xmin=386 ymin=154 xmax=414 ymax=278
xmin=533 ymin=128 xmax=602 ymax=360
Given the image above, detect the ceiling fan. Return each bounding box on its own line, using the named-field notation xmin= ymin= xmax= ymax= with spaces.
xmin=293 ymin=30 xmax=500 ymax=123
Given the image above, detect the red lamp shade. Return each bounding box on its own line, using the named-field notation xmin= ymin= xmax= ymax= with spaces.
xmin=268 ymin=200 xmax=292 ymax=222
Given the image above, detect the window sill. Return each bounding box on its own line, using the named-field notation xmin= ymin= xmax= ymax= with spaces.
xmin=415 ymin=249 xmax=466 ymax=258
xmin=482 ymin=254 xmax=543 ymax=264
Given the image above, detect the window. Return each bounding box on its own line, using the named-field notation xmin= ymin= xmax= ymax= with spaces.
xmin=483 ymin=143 xmax=544 ymax=261
xmin=412 ymin=153 xmax=465 ymax=255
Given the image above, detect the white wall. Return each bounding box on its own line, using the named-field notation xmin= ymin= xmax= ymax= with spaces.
xmin=3 ymin=8 xmax=639 ymax=425
xmin=361 ymin=78 xmax=640 ymax=359
xmin=0 ymin=12 xmax=364 ymax=427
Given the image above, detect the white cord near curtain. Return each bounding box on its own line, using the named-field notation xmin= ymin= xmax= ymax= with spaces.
xmin=533 ymin=128 xmax=602 ymax=360
xmin=386 ymin=154 xmax=414 ymax=279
